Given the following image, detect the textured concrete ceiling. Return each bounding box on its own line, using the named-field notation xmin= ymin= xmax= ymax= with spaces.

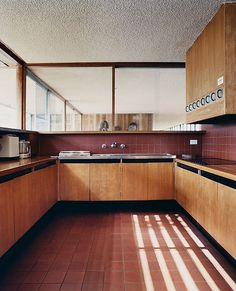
xmin=0 ymin=0 xmax=233 ymax=62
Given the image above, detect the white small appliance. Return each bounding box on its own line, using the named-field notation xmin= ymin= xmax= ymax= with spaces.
xmin=19 ymin=140 xmax=31 ymax=159
xmin=0 ymin=135 xmax=19 ymax=158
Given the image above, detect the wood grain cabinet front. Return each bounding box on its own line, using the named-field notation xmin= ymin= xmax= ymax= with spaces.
xmin=0 ymin=180 xmax=15 ymax=257
xmin=216 ymin=184 xmax=236 ymax=258
xmin=90 ymin=163 xmax=121 ymax=201
xmin=122 ymin=163 xmax=148 ymax=200
xmin=175 ymin=163 xmax=236 ymax=259
xmin=148 ymin=163 xmax=174 ymax=200
xmin=59 ymin=163 xmax=90 ymax=201
xmin=186 ymin=4 xmax=236 ymax=122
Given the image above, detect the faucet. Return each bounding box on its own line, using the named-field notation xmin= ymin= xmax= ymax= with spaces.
xmin=110 ymin=142 xmax=117 ymax=148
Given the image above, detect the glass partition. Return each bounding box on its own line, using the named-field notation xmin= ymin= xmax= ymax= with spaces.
xmin=0 ymin=49 xmax=21 ymax=129
xmin=115 ymin=68 xmax=186 ymax=131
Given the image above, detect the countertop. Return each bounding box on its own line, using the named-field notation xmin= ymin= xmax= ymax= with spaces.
xmin=0 ymin=156 xmax=57 ymax=177
xmin=176 ymin=158 xmax=236 ymax=182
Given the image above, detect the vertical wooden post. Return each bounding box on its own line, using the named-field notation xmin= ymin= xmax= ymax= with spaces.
xmin=64 ymin=100 xmax=67 ymax=131
xmin=112 ymin=66 xmax=116 ymax=131
xmin=17 ymin=64 xmax=27 ymax=130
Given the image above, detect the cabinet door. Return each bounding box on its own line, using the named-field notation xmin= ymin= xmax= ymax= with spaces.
xmin=32 ymin=165 xmax=58 ymax=218
xmin=59 ymin=163 xmax=90 ymax=201
xmin=196 ymin=176 xmax=218 ymax=238
xmin=148 ymin=163 xmax=174 ymax=200
xmin=0 ymin=181 xmax=14 ymax=257
xmin=217 ymin=184 xmax=236 ymax=258
xmin=13 ymin=173 xmax=33 ymax=241
xmin=90 ymin=164 xmax=121 ymax=201
xmin=175 ymin=166 xmax=201 ymax=217
xmin=122 ymin=163 xmax=148 ymax=200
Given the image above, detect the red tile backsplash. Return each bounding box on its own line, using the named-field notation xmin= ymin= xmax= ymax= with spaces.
xmin=202 ymin=122 xmax=236 ymax=161
xmin=39 ymin=133 xmax=203 ymax=158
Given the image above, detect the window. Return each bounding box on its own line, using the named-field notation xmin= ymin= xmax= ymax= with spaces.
xmin=66 ymin=104 xmax=81 ymax=131
xmin=26 ymin=75 xmax=49 ymax=131
xmin=48 ymin=92 xmax=64 ymax=131
xmin=0 ymin=49 xmax=21 ymax=129
xmin=26 ymin=73 xmax=65 ymax=132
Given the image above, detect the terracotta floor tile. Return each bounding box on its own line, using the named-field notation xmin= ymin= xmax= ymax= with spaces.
xmin=64 ymin=271 xmax=85 ymax=284
xmin=124 ymin=282 xmax=145 ymax=291
xmin=124 ymin=271 xmax=144 ymax=284
xmin=43 ymin=271 xmax=66 ymax=284
xmin=60 ymin=283 xmax=83 ymax=291
xmin=83 ymin=271 xmax=104 ymax=286
xmin=39 ymin=284 xmax=61 ymax=291
xmin=0 ymin=284 xmax=20 ymax=291
xmin=18 ymin=283 xmax=41 ymax=290
xmin=23 ymin=272 xmax=47 ymax=284
xmin=0 ymin=210 xmax=235 ymax=291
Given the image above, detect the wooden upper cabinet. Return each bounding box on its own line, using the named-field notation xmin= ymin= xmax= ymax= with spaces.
xmin=122 ymin=163 xmax=148 ymax=200
xmin=0 ymin=180 xmax=14 ymax=257
xmin=186 ymin=4 xmax=236 ymax=123
xmin=148 ymin=163 xmax=174 ymax=200
xmin=59 ymin=163 xmax=90 ymax=201
xmin=90 ymin=163 xmax=121 ymax=201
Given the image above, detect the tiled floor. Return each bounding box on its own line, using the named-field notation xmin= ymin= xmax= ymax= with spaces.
xmin=0 ymin=210 xmax=235 ymax=291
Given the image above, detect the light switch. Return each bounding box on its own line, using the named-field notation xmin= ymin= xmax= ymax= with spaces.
xmin=190 ymin=139 xmax=198 ymax=145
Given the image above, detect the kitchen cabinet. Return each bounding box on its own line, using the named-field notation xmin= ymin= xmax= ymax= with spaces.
xmin=186 ymin=4 xmax=236 ymax=123
xmin=14 ymin=165 xmax=58 ymax=241
xmin=217 ymin=184 xmax=236 ymax=258
xmin=59 ymin=161 xmax=174 ymax=201
xmin=176 ymin=162 xmax=236 ymax=259
xmin=32 ymin=165 xmax=58 ymax=219
xmin=90 ymin=163 xmax=121 ymax=201
xmin=122 ymin=163 xmax=148 ymax=200
xmin=196 ymin=176 xmax=218 ymax=240
xmin=148 ymin=163 xmax=174 ymax=200
xmin=0 ymin=180 xmax=15 ymax=257
xmin=13 ymin=173 xmax=33 ymax=241
xmin=59 ymin=163 xmax=90 ymax=201
xmin=175 ymin=165 xmax=200 ymax=218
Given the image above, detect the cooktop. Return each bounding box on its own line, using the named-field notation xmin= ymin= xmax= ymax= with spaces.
xmin=183 ymin=158 xmax=236 ymax=166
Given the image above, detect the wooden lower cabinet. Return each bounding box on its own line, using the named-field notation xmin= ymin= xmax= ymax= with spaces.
xmin=175 ymin=166 xmax=201 ymax=218
xmin=0 ymin=180 xmax=15 ymax=257
xmin=90 ymin=163 xmax=121 ymax=201
xmin=217 ymin=184 xmax=236 ymax=258
xmin=13 ymin=173 xmax=33 ymax=241
xmin=59 ymin=163 xmax=90 ymax=201
xmin=196 ymin=176 xmax=218 ymax=239
xmin=148 ymin=163 xmax=174 ymax=200
xmin=176 ymin=163 xmax=236 ymax=259
xmin=122 ymin=163 xmax=148 ymax=200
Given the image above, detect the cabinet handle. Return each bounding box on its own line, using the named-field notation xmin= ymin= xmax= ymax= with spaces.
xmin=205 ymin=95 xmax=211 ymax=104
xmin=196 ymin=100 xmax=200 ymax=108
xmin=201 ymin=97 xmax=205 ymax=106
xmin=211 ymin=92 xmax=216 ymax=101
xmin=189 ymin=103 xmax=193 ymax=111
xmin=217 ymin=89 xmax=223 ymax=99
xmin=185 ymin=105 xmax=189 ymax=112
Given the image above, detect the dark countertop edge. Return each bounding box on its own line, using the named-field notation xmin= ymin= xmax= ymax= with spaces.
xmin=0 ymin=157 xmax=57 ymax=177
xmin=0 ymin=127 xmax=38 ymax=135
xmin=176 ymin=158 xmax=236 ymax=182
xmin=39 ymin=130 xmax=206 ymax=135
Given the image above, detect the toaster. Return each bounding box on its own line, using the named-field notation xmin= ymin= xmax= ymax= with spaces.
xmin=0 ymin=135 xmax=19 ymax=158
